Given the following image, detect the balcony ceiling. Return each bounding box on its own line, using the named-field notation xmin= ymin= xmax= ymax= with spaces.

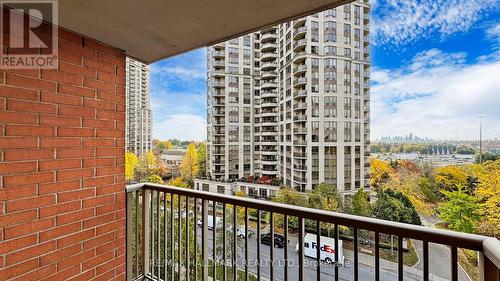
xmin=57 ymin=0 xmax=351 ymax=64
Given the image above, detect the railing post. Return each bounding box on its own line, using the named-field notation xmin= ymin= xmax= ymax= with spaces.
xmin=142 ymin=188 xmax=151 ymax=277
xmin=479 ymin=251 xmax=500 ymax=281
xmin=126 ymin=191 xmax=133 ymax=281
xmin=202 ymin=199 xmax=209 ymax=280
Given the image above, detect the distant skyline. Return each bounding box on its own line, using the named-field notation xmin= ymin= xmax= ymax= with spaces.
xmin=150 ymin=0 xmax=500 ymax=141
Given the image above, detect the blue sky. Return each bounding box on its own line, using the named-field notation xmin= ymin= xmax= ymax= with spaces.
xmin=151 ymin=0 xmax=500 ymax=141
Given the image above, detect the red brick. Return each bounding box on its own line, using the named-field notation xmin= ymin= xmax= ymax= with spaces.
xmin=9 ymin=69 xmax=40 ymax=78
xmin=41 ymin=91 xmax=82 ymax=106
xmin=85 ymin=38 xmax=119 ymax=57
xmin=0 ymin=111 xmax=38 ymax=124
xmin=57 ymin=249 xmax=95 ymax=271
xmin=0 ymin=234 xmax=37 ymax=255
xmin=96 ymin=109 xmax=124 ymax=121
xmin=3 ymin=171 xmax=55 ymax=187
xmin=0 ymin=137 xmax=38 ymax=149
xmin=83 ymin=213 xmax=114 ymax=230
xmin=57 ymin=148 xmax=95 ymax=159
xmin=12 ymin=264 xmax=57 ymax=281
xmin=96 ymin=129 xmax=123 ymax=138
xmin=59 ymin=61 xmax=96 ymax=78
xmin=82 ymin=157 xmax=114 ymax=168
xmin=57 ymin=229 xmax=95 ymax=249
xmin=58 ymin=28 xmax=83 ymax=44
xmin=83 ymin=58 xmax=116 ymax=74
xmin=0 ymin=85 xmax=39 ymax=100
xmin=83 ymin=194 xmax=115 ymax=209
xmin=6 ymin=73 xmax=57 ymax=92
xmin=59 ymin=105 xmax=96 ymax=118
xmin=83 ymin=98 xmax=116 ymax=111
xmin=39 ymin=115 xmax=81 ymax=126
xmin=43 ymin=265 xmax=81 ymax=281
xmin=5 ymin=125 xmax=55 ymax=137
xmin=95 ymin=184 xmax=123 ymax=196
xmin=58 ymin=48 xmax=83 ymax=65
xmin=0 ymin=185 xmax=37 ymax=201
xmin=82 ymin=250 xmax=114 ymax=271
xmin=4 ymin=218 xmax=55 ymax=239
xmin=6 ymin=240 xmax=56 ymax=266
xmin=93 ymin=268 xmax=116 ymax=281
xmin=40 ymin=222 xmax=81 ymax=242
xmin=59 ymin=39 xmax=96 ymax=59
xmin=39 ymin=201 xmax=81 ymax=218
xmin=0 ymin=210 xmax=37 ymax=228
xmin=97 ymin=92 xmax=124 ymax=103
xmin=59 ymin=83 xmax=96 ymax=98
xmin=95 ymin=219 xmax=124 ymax=236
xmin=0 ymin=258 xmax=38 ymax=280
xmin=96 ymin=166 xmax=124 ymax=176
xmin=0 ymin=97 xmax=5 ymax=110
xmin=83 ymin=176 xmax=114 ymax=188
xmin=80 ymin=119 xmax=114 ymax=130
xmin=39 ymin=159 xmax=81 ymax=171
xmin=6 ymin=194 xmax=56 ymax=213
xmin=96 ymin=255 xmax=123 ymax=276
xmin=58 ymin=188 xmax=95 ymax=203
xmin=3 ymin=148 xmax=54 ymax=160
xmin=57 ymin=208 xmax=95 ymax=225
xmin=0 ymin=161 xmax=37 ymax=175
xmin=57 ymin=168 xmax=94 ymax=181
xmin=41 ymin=137 xmax=82 ymax=148
xmin=42 ymin=69 xmax=83 ymax=86
xmin=58 ymin=127 xmax=95 ymax=137
xmin=97 ymin=71 xmax=124 ymax=86
xmin=67 ymin=269 xmax=96 ymax=281
xmin=82 ymin=139 xmax=115 ymax=147
xmin=96 ymin=147 xmax=123 ymax=157
xmin=83 ymin=78 xmax=115 ymax=93
xmin=7 ymin=99 xmax=57 ymax=114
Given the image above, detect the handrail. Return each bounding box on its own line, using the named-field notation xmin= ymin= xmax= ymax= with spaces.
xmin=126 ymin=182 xmax=489 ymax=251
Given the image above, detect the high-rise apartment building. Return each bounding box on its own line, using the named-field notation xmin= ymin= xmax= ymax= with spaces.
xmin=126 ymin=57 xmax=152 ymax=155
xmin=207 ymin=1 xmax=370 ymax=195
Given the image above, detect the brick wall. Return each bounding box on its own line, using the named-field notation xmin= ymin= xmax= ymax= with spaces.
xmin=0 ymin=17 xmax=126 ymax=281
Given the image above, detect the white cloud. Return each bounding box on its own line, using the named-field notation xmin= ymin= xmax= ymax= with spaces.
xmin=486 ymin=22 xmax=500 ymax=44
xmin=152 ymin=65 xmax=205 ymax=80
xmin=371 ymin=49 xmax=500 ymax=140
xmin=372 ymin=0 xmax=498 ymax=46
xmin=153 ymin=114 xmax=206 ymax=141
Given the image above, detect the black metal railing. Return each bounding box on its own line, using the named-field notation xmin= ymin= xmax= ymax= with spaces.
xmin=126 ymin=183 xmax=500 ymax=281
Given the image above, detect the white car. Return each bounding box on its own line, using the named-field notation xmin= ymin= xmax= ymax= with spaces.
xmin=197 ymin=215 xmax=222 ymax=230
xmin=226 ymin=225 xmax=254 ymax=238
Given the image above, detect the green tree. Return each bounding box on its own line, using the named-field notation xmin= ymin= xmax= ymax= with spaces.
xmin=135 ymin=151 xmax=158 ymax=182
xmin=196 ymin=142 xmax=207 ymax=178
xmin=372 ymin=189 xmax=421 ymax=225
xmin=168 ymin=177 xmax=188 ymax=188
xmin=350 ymin=188 xmax=372 ymax=217
xmin=272 ymin=187 xmax=308 ymax=229
xmin=147 ymin=174 xmax=164 ymax=184
xmin=308 ymin=183 xmax=343 ymax=212
xmin=439 ymin=185 xmax=480 ymax=233
xmin=125 ymin=152 xmax=139 ymax=182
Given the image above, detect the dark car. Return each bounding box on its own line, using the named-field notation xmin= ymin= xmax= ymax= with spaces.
xmin=260 ymin=233 xmax=285 ymax=248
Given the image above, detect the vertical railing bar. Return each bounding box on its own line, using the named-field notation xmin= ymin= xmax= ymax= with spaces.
xmin=156 ymin=191 xmax=160 ymax=279
xmin=398 ymin=236 xmax=403 ymax=281
xmin=375 ymin=232 xmax=380 ymax=281
xmin=186 ymin=196 xmax=190 ymax=281
xmin=270 ymin=211 xmax=274 ymax=281
xmin=284 ymin=214 xmax=288 ymax=281
xmin=245 ymin=207 xmax=249 ymax=281
xmin=143 ymin=189 xmax=151 ymax=279
xmin=316 ymin=220 xmax=321 ymax=281
xmin=178 ymin=195 xmax=181 ymax=280
xmin=202 ymin=199 xmax=209 ymax=280
xmin=150 ymin=190 xmax=154 ymax=277
xmin=194 ymin=198 xmax=198 ymax=281
xmin=136 ymin=191 xmax=140 ymax=278
xmin=354 ymin=228 xmax=358 ymax=281
xmin=298 ymin=217 xmax=304 ymax=281
xmin=170 ymin=193 xmax=174 ymax=281
xmin=451 ymin=246 xmax=458 ymax=281
xmin=232 ymin=204 xmax=237 ymax=281
xmin=334 ymin=224 xmax=339 ymax=281
xmin=126 ymin=191 xmax=133 ymax=280
xmin=163 ymin=193 xmax=167 ymax=281
xmin=256 ymin=209 xmax=261 ymax=281
xmin=222 ymin=203 xmax=227 ymax=281
xmin=213 ymin=201 xmax=217 ymax=281
xmin=423 ymin=240 xmax=429 ymax=281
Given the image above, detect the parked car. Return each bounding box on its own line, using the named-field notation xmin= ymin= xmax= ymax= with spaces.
xmin=226 ymin=225 xmax=254 ymax=238
xmin=260 ymin=233 xmax=285 ymax=248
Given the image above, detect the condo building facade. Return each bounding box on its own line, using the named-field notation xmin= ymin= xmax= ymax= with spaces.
xmin=207 ymin=1 xmax=371 ymax=195
xmin=126 ymin=57 xmax=153 ymax=155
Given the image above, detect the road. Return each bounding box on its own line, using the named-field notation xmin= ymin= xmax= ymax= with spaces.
xmin=198 ymin=228 xmax=427 ymax=281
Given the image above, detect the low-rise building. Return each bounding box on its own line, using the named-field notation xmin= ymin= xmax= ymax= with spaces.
xmin=194 ymin=179 xmax=279 ymax=200
xmin=160 ymin=149 xmax=186 ymax=177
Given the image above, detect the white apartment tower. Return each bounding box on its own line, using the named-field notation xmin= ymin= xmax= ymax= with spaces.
xmin=126 ymin=57 xmax=152 ymax=155
xmin=207 ymin=1 xmax=370 ymax=194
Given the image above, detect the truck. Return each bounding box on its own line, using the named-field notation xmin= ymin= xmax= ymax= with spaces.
xmin=197 ymin=215 xmax=222 ymax=230
xmin=295 ymin=233 xmax=344 ymax=266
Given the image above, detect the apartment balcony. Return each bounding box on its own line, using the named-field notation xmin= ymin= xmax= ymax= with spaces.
xmin=293 ymin=103 xmax=307 ymax=110
xmin=261 ymin=90 xmax=278 ymax=98
xmin=261 ymin=32 xmax=278 ymax=42
xmin=211 ymin=50 xmax=225 ymax=58
xmin=293 ymin=17 xmax=307 ymax=27
xmin=293 ymin=39 xmax=307 ymax=51
xmin=293 ymin=115 xmax=307 ymax=122
xmin=261 ymin=42 xmax=277 ymax=52
xmin=212 ymin=80 xmax=225 ymax=88
xmin=293 ymin=26 xmax=307 ymax=39
xmin=212 ymin=110 xmax=225 ymax=116
xmin=261 ymin=81 xmax=278 ymax=89
xmin=293 ymin=64 xmax=307 ymax=75
xmin=293 ymin=127 xmax=307 ymax=134
xmin=212 ymin=60 xmax=225 ymax=68
xmin=261 ymin=62 xmax=278 ymax=70
xmin=260 ymin=110 xmax=278 ymax=118
xmin=293 ymin=77 xmax=307 ymax=87
xmin=261 ymin=70 xmax=278 ymax=79
xmin=293 ymin=139 xmax=308 ymax=145
xmin=261 ymin=51 xmax=278 ymax=61
xmin=293 ymin=89 xmax=307 ymax=98
xmin=211 ymin=69 xmax=225 ymax=77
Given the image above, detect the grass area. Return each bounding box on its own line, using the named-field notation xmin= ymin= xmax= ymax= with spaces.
xmin=344 ymin=238 xmax=419 ymax=267
xmin=458 ymin=248 xmax=479 ymax=281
